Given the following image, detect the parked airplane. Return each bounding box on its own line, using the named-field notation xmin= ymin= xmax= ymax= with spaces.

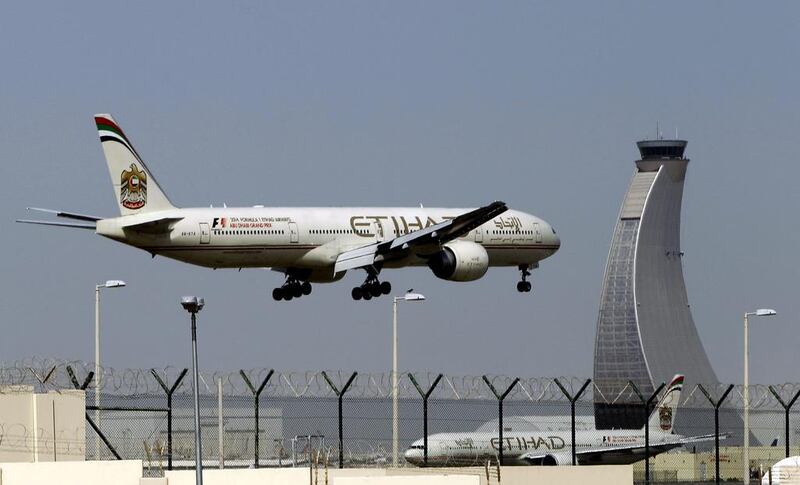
xmin=405 ymin=375 xmax=721 ymax=466
xmin=17 ymin=114 xmax=560 ymax=301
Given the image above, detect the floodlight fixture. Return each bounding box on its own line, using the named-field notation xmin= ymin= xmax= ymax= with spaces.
xmin=752 ymin=309 xmax=777 ymax=317
xmin=397 ymin=291 xmax=426 ymax=303
xmin=181 ymin=296 xmax=205 ymax=313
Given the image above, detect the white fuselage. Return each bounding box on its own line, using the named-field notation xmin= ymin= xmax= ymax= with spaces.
xmin=404 ymin=428 xmax=681 ymax=467
xmin=96 ymin=207 xmax=560 ymax=277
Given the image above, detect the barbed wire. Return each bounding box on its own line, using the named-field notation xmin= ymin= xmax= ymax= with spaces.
xmin=1 ymin=356 xmax=799 ymax=409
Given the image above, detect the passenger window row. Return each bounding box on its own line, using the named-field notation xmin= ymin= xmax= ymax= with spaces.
xmin=213 ymin=229 xmax=284 ymax=235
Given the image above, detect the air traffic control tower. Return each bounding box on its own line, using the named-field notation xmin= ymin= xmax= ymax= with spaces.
xmin=593 ymin=139 xmax=719 ymax=429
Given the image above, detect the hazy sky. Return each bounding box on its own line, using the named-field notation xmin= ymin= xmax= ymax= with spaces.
xmin=1 ymin=2 xmax=798 ymax=385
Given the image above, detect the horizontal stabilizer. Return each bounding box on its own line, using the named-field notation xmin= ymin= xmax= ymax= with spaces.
xmin=27 ymin=207 xmax=102 ymax=222
xmin=121 ymin=216 xmax=183 ymax=233
xmin=16 ymin=219 xmax=96 ymax=229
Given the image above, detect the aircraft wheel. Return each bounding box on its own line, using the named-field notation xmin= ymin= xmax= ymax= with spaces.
xmin=291 ymin=283 xmax=303 ymax=298
xmin=362 ymin=290 xmax=373 ymax=301
xmin=301 ymin=282 xmax=312 ymax=296
xmin=283 ymin=292 xmax=293 ymax=301
xmin=369 ymin=283 xmax=382 ymax=298
xmin=351 ymin=287 xmax=363 ymax=300
xmin=524 ymin=281 xmax=532 ymax=292
xmin=272 ymin=288 xmax=283 ymax=301
xmin=380 ymin=281 xmax=392 ymax=295
xmin=516 ymin=281 xmax=526 ymax=293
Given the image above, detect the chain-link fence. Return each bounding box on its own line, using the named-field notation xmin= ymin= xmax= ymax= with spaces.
xmin=2 ymin=357 xmax=799 ymax=484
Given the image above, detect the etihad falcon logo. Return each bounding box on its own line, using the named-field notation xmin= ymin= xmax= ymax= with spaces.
xmin=120 ymin=163 xmax=147 ymax=210
xmin=659 ymin=406 xmax=672 ymax=431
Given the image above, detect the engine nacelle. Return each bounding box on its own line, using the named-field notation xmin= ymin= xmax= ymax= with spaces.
xmin=530 ymin=452 xmax=573 ymax=466
xmin=427 ymin=240 xmax=489 ymax=282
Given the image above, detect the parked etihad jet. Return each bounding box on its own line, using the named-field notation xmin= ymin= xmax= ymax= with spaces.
xmin=17 ymin=114 xmax=560 ymax=301
xmin=405 ymin=375 xmax=721 ymax=466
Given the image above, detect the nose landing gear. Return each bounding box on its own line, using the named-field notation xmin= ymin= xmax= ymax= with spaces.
xmin=272 ymin=278 xmax=312 ymax=301
xmin=517 ymin=264 xmax=532 ymax=293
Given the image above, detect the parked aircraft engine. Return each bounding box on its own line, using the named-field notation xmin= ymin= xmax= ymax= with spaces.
xmin=427 ymin=240 xmax=489 ymax=282
xmin=529 ymin=452 xmax=574 ymax=466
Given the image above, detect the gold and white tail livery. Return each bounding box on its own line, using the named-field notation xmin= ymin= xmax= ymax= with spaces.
xmin=647 ymin=374 xmax=684 ymax=433
xmin=95 ymin=114 xmax=175 ymax=215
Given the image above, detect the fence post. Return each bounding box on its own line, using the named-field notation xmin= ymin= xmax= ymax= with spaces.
xmin=408 ymin=373 xmax=443 ymax=466
xmin=29 ymin=366 xmax=57 ymax=392
xmin=553 ymin=378 xmax=591 ymax=466
xmin=628 ymin=380 xmax=665 ymax=485
xmin=217 ymin=377 xmax=224 ymax=470
xmin=768 ymin=386 xmax=800 ymax=458
xmin=698 ymin=384 xmax=734 ymax=485
xmin=151 ymin=368 xmax=188 ymax=470
xmin=66 ymin=365 xmax=95 ymax=391
xmin=66 ymin=365 xmax=125 ymax=460
xmin=322 ymin=371 xmax=357 ymax=468
xmin=482 ymin=376 xmax=520 ymax=467
xmin=240 ymin=369 xmax=274 ymax=468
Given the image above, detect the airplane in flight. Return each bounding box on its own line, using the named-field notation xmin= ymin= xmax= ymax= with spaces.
xmin=17 ymin=114 xmax=560 ymax=301
xmin=404 ymin=375 xmax=722 ymax=466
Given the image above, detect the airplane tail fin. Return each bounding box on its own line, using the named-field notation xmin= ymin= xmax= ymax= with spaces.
xmin=95 ymin=114 xmax=175 ymax=215
xmin=647 ymin=374 xmax=684 ymax=434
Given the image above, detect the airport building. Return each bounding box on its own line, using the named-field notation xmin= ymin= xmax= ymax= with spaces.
xmin=592 ymin=139 xmax=719 ymax=430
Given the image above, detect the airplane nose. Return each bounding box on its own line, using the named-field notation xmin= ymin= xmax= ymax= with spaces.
xmin=544 ymin=222 xmax=560 ymax=252
xmin=404 ymin=447 xmax=423 ymax=465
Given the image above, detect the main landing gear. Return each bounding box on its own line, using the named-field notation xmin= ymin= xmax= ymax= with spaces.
xmin=517 ymin=264 xmax=532 ymax=293
xmin=272 ymin=278 xmax=312 ymax=301
xmin=351 ymin=276 xmax=392 ymax=301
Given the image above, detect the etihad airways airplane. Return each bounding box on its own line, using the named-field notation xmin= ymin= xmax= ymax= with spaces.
xmin=405 ymin=375 xmax=721 ymax=466
xmin=17 ymin=114 xmax=560 ymax=301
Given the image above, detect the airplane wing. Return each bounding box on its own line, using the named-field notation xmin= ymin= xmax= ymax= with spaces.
xmin=333 ymin=201 xmax=508 ymax=274
xmin=519 ymin=433 xmax=723 ymax=465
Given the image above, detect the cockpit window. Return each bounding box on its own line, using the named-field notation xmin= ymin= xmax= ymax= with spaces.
xmin=409 ymin=445 xmax=425 ymax=450
xmin=551 ymin=226 xmax=557 ymax=234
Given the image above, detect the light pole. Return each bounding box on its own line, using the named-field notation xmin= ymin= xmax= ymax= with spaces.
xmin=94 ymin=279 xmax=125 ymax=459
xmin=743 ymin=308 xmax=777 ymax=484
xmin=392 ymin=290 xmax=425 ymax=467
xmin=181 ymin=296 xmax=205 ymax=485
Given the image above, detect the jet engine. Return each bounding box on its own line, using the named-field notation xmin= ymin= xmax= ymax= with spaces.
xmin=529 ymin=452 xmax=574 ymax=466
xmin=427 ymin=240 xmax=489 ymax=282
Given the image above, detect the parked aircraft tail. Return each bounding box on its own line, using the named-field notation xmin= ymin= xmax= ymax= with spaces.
xmin=95 ymin=114 xmax=175 ymax=215
xmin=646 ymin=374 xmax=683 ymax=434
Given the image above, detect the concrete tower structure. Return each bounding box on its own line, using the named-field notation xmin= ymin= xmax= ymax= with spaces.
xmin=593 ymin=139 xmax=718 ymax=429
